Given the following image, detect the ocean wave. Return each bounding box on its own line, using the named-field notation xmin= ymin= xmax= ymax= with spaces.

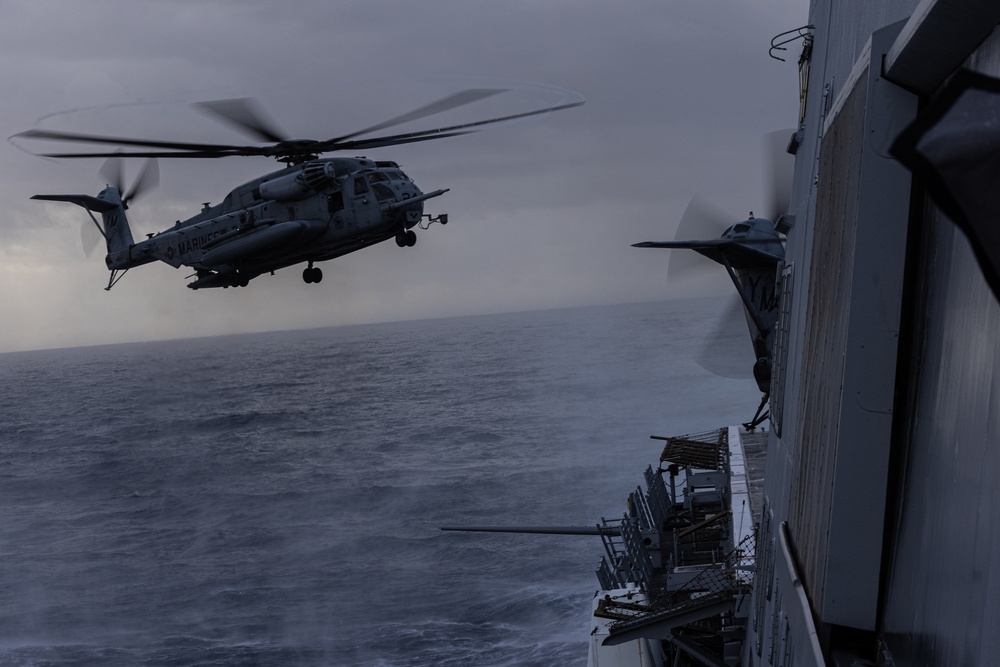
xmin=0 ymin=300 xmax=758 ymax=666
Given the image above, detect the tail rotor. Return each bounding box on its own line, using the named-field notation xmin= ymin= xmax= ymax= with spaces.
xmin=99 ymin=155 xmax=159 ymax=209
xmin=666 ymin=197 xmax=732 ymax=287
xmin=638 ymin=130 xmax=796 ymax=381
xmin=763 ymin=129 xmax=794 ymax=228
xmin=75 ymin=156 xmax=159 ymax=257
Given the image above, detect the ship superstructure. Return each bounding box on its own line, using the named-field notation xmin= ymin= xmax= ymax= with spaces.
xmin=589 ymin=2 xmax=1000 ymax=665
xmin=746 ymin=3 xmax=1000 ymax=665
xmin=442 ymin=3 xmax=1000 ymax=663
xmin=587 ymin=427 xmax=766 ymax=666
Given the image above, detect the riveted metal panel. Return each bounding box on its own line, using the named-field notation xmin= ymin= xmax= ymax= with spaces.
xmin=880 ymin=24 xmax=1000 ymax=665
xmin=786 ymin=63 xmax=868 ymax=617
xmin=787 ymin=21 xmax=916 ymax=630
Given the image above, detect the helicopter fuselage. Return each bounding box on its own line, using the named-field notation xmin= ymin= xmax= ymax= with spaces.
xmin=107 ymin=156 xmax=446 ymax=289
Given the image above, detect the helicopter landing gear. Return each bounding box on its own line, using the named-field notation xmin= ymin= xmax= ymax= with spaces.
xmin=418 ymin=213 xmax=448 ymax=229
xmin=303 ymin=264 xmax=323 ymax=284
xmin=395 ymin=230 xmax=416 ymax=247
xmin=742 ymin=392 xmax=770 ymax=430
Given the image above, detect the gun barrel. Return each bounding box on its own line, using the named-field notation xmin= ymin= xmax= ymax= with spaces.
xmin=440 ymin=525 xmax=620 ymax=536
xmin=386 ymin=188 xmax=449 ymax=211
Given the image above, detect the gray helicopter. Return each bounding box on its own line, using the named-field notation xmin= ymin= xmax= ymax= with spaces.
xmin=634 ymin=209 xmax=784 ymax=389
xmin=15 ymin=90 xmax=582 ymax=290
xmin=633 ymin=131 xmax=794 ymax=428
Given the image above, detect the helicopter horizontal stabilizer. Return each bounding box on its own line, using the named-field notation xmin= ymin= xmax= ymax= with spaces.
xmin=31 ymin=193 xmax=119 ymax=213
xmin=632 ymin=238 xmax=782 ymax=268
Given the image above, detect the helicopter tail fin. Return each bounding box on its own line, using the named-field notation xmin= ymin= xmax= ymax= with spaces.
xmin=32 ymin=186 xmax=137 ymax=264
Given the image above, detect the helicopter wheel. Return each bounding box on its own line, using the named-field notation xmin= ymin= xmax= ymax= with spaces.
xmin=303 ymin=267 xmax=322 ymax=284
xmin=405 ymin=230 xmax=416 ymax=247
xmin=395 ymin=232 xmax=407 ymax=247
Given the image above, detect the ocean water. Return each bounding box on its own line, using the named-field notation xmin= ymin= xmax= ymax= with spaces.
xmin=0 ymin=298 xmax=757 ymax=666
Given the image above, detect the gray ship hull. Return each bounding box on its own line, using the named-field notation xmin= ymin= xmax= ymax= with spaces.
xmin=589 ymin=2 xmax=1000 ymax=665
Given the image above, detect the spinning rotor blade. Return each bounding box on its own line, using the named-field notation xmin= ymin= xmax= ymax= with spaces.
xmin=99 ymin=155 xmax=159 ymax=204
xmin=764 ymin=129 xmax=795 ymax=223
xmin=12 ymin=89 xmax=584 ymax=162
xmin=694 ymin=296 xmax=756 ymax=379
xmin=15 ymin=128 xmax=250 ymax=155
xmin=317 ymin=96 xmax=586 ymax=154
xmin=326 ymin=88 xmax=506 ymax=143
xmin=125 ymin=158 xmax=159 ymax=202
xmin=194 ymin=98 xmax=288 ymax=143
xmin=81 ymin=219 xmax=101 ymax=257
xmin=665 ymin=197 xmax=732 ymax=284
xmin=99 ymin=154 xmax=125 ymax=193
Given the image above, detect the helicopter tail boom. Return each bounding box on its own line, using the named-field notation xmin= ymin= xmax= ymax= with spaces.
xmin=32 ymin=186 xmax=146 ymax=273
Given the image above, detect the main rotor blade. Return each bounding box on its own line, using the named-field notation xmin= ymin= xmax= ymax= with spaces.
xmin=13 ymin=90 xmax=585 ymax=161
xmin=14 ymin=128 xmax=252 ymax=154
xmin=327 ymin=88 xmax=506 ymax=144
xmin=32 ymin=149 xmax=263 ymax=159
xmin=193 ymin=98 xmax=288 ymax=143
xmin=764 ymin=129 xmax=795 ymax=223
xmin=316 ymin=97 xmax=585 ymax=153
xmin=330 ymin=130 xmax=473 ymax=151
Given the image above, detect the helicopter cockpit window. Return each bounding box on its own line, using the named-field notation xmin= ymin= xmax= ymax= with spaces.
xmin=368 ymin=172 xmax=389 ymax=183
xmin=734 ymin=223 xmax=752 ymax=234
xmin=371 ymin=183 xmax=395 ymax=202
xmin=353 ymin=177 xmax=369 ymax=195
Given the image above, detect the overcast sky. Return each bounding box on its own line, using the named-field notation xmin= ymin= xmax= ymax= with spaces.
xmin=0 ymin=0 xmax=807 ymax=352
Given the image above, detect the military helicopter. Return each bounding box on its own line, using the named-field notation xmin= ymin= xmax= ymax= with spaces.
xmin=633 ymin=131 xmax=795 ymax=428
xmin=14 ymin=89 xmax=583 ymax=290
